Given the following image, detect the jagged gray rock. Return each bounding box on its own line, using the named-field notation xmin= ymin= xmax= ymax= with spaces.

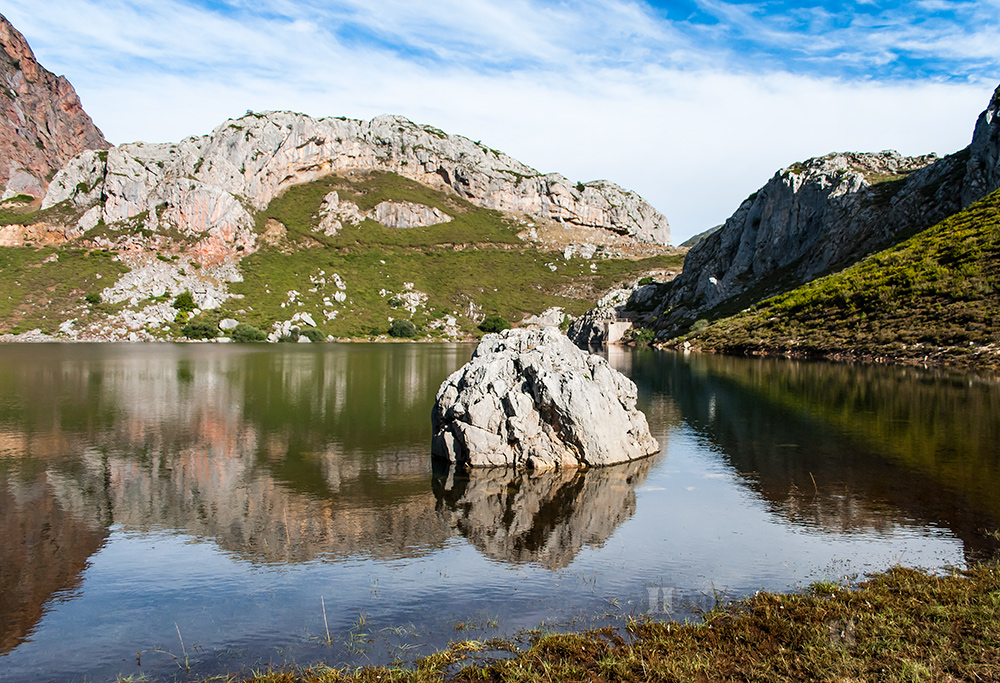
xmin=371 ymin=200 xmax=451 ymax=229
xmin=431 ymin=328 xmax=659 ymax=469
xmin=567 ymin=276 xmax=672 ymax=346
xmin=645 ymin=83 xmax=1000 ymax=339
xmin=42 ymin=111 xmax=669 ymax=256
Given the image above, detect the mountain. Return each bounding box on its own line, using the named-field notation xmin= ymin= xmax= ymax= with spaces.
xmin=645 ymin=83 xmax=1000 ymax=339
xmin=674 ymin=187 xmax=1000 ymax=368
xmin=0 ymin=14 xmax=108 ymax=199
xmin=39 ymin=110 xmax=669 ymax=257
xmin=0 ymin=15 xmax=680 ymax=342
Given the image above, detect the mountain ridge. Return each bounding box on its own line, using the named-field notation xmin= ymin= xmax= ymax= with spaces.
xmin=639 ymin=83 xmax=1000 ymax=339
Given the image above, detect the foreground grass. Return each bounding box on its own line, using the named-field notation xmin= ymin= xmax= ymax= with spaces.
xmin=209 ymin=563 xmax=1000 ymax=683
xmin=677 ymin=189 xmax=1000 ymax=368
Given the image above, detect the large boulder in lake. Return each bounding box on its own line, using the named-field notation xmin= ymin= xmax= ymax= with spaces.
xmin=431 ymin=328 xmax=659 ymax=469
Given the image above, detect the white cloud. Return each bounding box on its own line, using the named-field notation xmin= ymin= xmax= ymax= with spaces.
xmin=1 ymin=0 xmax=997 ymax=243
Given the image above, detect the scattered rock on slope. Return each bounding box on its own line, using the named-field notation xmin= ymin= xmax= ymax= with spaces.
xmin=431 ymin=328 xmax=659 ymax=469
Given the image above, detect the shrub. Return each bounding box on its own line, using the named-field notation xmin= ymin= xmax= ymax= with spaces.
xmin=181 ymin=321 xmax=218 ymax=340
xmin=172 ymin=291 xmax=196 ymax=312
xmin=629 ymin=327 xmax=656 ymax=344
xmin=299 ymin=328 xmax=325 ymax=342
xmin=387 ymin=296 xmax=404 ymax=308
xmin=638 ymin=276 xmax=654 ymax=286
xmin=84 ymin=293 xmax=101 ymax=305
xmin=478 ymin=314 xmax=511 ymax=334
xmin=230 ymin=323 xmax=266 ymax=342
xmin=279 ymin=328 xmax=300 ymax=342
xmin=691 ymin=319 xmax=710 ymax=333
xmin=389 ymin=319 xmax=417 ymax=338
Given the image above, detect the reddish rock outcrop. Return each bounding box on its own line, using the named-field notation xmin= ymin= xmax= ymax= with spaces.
xmin=0 ymin=13 xmax=108 ymax=198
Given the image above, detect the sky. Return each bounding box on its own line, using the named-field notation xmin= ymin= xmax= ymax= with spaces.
xmin=4 ymin=0 xmax=999 ymax=244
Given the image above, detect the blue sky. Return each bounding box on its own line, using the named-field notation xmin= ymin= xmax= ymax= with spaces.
xmin=4 ymin=0 xmax=999 ymax=242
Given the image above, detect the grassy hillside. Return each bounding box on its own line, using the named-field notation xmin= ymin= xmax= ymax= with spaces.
xmin=206 ymin=171 xmax=680 ymax=339
xmin=0 ymin=171 xmax=681 ymax=340
xmin=676 ymin=189 xmax=1000 ymax=367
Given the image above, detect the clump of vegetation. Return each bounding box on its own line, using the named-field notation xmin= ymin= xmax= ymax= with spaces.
xmin=625 ymin=327 xmax=656 ymax=344
xmin=299 ymin=327 xmax=325 ymax=342
xmin=197 ymin=562 xmax=1000 ymax=683
xmin=181 ymin=321 xmax=218 ymax=340
xmin=279 ymin=328 xmax=300 ymax=343
xmin=389 ymin=319 xmax=417 ymax=338
xmin=478 ymin=314 xmax=511 ymax=334
xmin=230 ymin=323 xmax=266 ymax=342
xmin=172 ymin=291 xmax=196 ymax=312
xmin=684 ymin=188 xmax=1000 ymax=368
xmin=83 ymin=293 xmax=102 ymax=305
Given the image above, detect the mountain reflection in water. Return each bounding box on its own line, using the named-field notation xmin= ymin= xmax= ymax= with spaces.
xmin=625 ymin=350 xmax=1000 ymax=562
xmin=0 ymin=344 xmax=997 ymax=682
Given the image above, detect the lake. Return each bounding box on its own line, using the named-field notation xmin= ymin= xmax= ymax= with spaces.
xmin=1 ymin=343 xmax=998 ymax=682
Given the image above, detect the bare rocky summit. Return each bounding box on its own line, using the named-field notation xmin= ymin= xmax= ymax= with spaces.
xmin=42 ymin=110 xmax=670 ymax=257
xmin=0 ymin=14 xmax=108 ymax=199
xmin=431 ymin=328 xmax=659 ymax=469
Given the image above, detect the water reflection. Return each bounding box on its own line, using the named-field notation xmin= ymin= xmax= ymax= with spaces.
xmin=627 ymin=351 xmax=1000 ymax=561
xmin=2 ymin=344 xmax=1000 ymax=679
xmin=433 ymin=458 xmax=652 ymax=569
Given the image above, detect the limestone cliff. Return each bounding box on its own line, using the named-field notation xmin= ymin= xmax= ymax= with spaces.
xmin=43 ymin=111 xmax=670 ymax=254
xmin=647 ymin=83 xmax=1000 ymax=338
xmin=0 ymin=14 xmax=108 ymax=199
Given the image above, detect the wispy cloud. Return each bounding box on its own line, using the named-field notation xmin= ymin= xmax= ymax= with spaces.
xmin=1 ymin=0 xmax=997 ymax=242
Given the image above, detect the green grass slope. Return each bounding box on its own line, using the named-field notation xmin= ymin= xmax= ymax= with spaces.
xmin=209 ymin=171 xmax=680 ymax=339
xmin=678 ymin=189 xmax=1000 ymax=367
xmin=0 ymin=171 xmax=681 ymax=340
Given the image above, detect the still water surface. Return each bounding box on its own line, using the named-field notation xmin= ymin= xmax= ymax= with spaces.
xmin=1 ymin=344 xmax=998 ymax=681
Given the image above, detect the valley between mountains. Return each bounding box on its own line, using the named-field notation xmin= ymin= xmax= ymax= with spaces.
xmin=0 ymin=11 xmax=998 ymax=369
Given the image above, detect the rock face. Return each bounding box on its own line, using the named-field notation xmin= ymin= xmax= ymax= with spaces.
xmin=371 ymin=200 xmax=451 ymax=229
xmin=431 ymin=328 xmax=659 ymax=469
xmin=0 ymin=14 xmax=108 ymax=199
xmin=42 ymin=110 xmax=670 ymax=255
xmin=648 ymin=83 xmax=1000 ymax=338
xmin=567 ymin=278 xmax=671 ymax=346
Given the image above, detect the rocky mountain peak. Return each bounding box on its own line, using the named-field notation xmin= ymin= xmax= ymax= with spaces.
xmin=0 ymin=14 xmax=108 ymax=199
xmin=42 ymin=109 xmax=670 ymax=255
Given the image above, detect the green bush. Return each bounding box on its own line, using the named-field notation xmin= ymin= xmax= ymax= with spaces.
xmin=172 ymin=291 xmax=196 ymax=312
xmin=181 ymin=321 xmax=218 ymax=340
xmin=279 ymin=328 xmax=300 ymax=342
xmin=629 ymin=327 xmax=656 ymax=344
xmin=84 ymin=293 xmax=101 ymax=305
xmin=299 ymin=328 xmax=325 ymax=342
xmin=230 ymin=323 xmax=266 ymax=342
xmin=691 ymin=319 xmax=710 ymax=333
xmin=638 ymin=276 xmax=654 ymax=286
xmin=389 ymin=319 xmax=417 ymax=338
xmin=478 ymin=314 xmax=511 ymax=334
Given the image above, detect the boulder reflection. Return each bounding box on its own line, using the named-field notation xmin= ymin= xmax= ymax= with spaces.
xmin=433 ymin=458 xmax=652 ymax=569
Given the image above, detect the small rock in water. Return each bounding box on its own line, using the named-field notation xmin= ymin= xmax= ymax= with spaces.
xmin=431 ymin=328 xmax=659 ymax=469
